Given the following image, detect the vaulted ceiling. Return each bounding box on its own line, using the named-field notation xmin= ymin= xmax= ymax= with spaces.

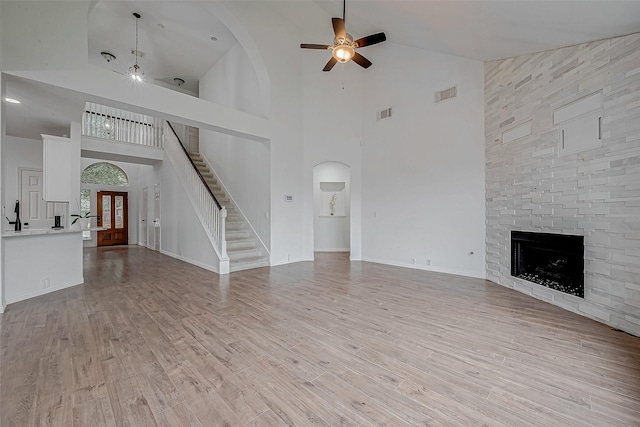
xmin=4 ymin=0 xmax=640 ymax=140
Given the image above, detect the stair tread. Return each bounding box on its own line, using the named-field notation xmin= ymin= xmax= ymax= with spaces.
xmin=227 ymin=243 xmax=256 ymax=250
xmin=230 ymin=257 xmax=269 ymax=266
xmin=226 ymin=234 xmax=251 ymax=241
xmin=188 ymin=152 xmax=267 ymax=273
xmin=229 ymin=261 xmax=269 ymax=273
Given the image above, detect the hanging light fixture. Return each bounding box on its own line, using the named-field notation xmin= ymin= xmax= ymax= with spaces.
xmin=128 ymin=12 xmax=145 ymax=82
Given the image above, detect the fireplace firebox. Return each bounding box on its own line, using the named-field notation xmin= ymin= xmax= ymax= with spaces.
xmin=511 ymin=231 xmax=584 ymax=298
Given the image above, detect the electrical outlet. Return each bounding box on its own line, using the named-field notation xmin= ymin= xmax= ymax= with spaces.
xmin=42 ymin=277 xmax=50 ymax=289
xmin=426 ymin=259 xmax=431 ymax=266
xmin=287 ymin=254 xmax=291 ymax=262
xmin=411 ymin=258 xmax=416 ymax=265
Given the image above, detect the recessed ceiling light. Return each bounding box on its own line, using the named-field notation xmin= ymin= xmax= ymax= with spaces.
xmin=4 ymin=97 xmax=20 ymax=104
xmin=210 ymin=36 xmax=218 ymax=42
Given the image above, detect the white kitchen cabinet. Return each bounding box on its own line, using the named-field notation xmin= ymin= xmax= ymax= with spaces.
xmin=42 ymin=134 xmax=71 ymax=202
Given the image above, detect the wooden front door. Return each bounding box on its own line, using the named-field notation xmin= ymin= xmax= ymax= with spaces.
xmin=97 ymin=191 xmax=128 ymax=246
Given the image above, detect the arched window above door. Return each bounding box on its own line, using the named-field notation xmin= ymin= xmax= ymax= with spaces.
xmin=81 ymin=162 xmax=129 ymax=186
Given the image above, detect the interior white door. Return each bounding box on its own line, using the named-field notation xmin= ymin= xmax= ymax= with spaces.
xmin=153 ymin=184 xmax=161 ymax=251
xmin=20 ymin=169 xmax=54 ymax=229
xmin=141 ymin=187 xmax=148 ymax=247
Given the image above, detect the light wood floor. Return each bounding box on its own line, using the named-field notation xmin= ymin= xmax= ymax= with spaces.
xmin=1 ymin=247 xmax=640 ymax=426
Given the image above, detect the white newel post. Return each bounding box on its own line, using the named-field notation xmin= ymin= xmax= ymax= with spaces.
xmin=219 ymin=206 xmax=229 ymax=274
xmin=220 ymin=206 xmax=228 ymax=259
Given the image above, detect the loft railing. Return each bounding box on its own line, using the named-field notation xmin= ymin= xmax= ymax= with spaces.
xmin=164 ymin=122 xmax=228 ymax=262
xmin=82 ymin=102 xmax=163 ymax=148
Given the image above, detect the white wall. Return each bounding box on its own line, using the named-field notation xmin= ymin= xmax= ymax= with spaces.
xmin=313 ymin=162 xmax=351 ymax=252
xmin=198 ymin=35 xmax=272 ymax=252
xmin=1 ymin=133 xmax=77 ymax=229
xmin=2 ymin=136 xmax=43 ymax=224
xmin=216 ymin=1 xmax=306 ymax=266
xmin=200 ymin=43 xmax=263 ymax=117
xmin=360 ymin=43 xmax=486 ymax=278
xmin=0 ymin=73 xmax=4 ymax=311
xmin=301 ymin=45 xmax=364 ymax=260
xmin=137 ymin=153 xmax=221 ymax=273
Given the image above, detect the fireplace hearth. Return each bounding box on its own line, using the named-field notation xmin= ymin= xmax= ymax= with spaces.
xmin=511 ymin=231 xmax=584 ymax=298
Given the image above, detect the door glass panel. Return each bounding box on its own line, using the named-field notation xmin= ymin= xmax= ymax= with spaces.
xmin=102 ymin=195 xmax=112 ymax=229
xmin=115 ymin=195 xmax=124 ymax=229
xmin=80 ymin=189 xmax=91 ymax=239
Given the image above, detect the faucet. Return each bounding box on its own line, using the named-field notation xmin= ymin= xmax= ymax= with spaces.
xmin=5 ymin=200 xmax=21 ymax=231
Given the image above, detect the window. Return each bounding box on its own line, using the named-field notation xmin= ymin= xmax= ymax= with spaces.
xmin=81 ymin=162 xmax=129 ymax=186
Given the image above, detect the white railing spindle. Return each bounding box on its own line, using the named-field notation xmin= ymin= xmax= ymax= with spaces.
xmin=81 ymin=102 xmax=163 ymax=148
xmin=162 ymin=122 xmax=228 ymax=263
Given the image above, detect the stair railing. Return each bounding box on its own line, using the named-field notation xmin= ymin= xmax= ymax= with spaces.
xmin=82 ymin=102 xmax=163 ymax=147
xmin=164 ymin=122 xmax=228 ymax=262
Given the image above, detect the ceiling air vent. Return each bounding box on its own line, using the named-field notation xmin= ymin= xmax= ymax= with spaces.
xmin=377 ymin=107 xmax=392 ymax=121
xmin=435 ymin=86 xmax=457 ymax=103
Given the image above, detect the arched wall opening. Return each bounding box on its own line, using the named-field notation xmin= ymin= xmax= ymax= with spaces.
xmin=80 ymin=159 xmax=141 ymax=248
xmin=313 ymin=162 xmax=351 ymax=254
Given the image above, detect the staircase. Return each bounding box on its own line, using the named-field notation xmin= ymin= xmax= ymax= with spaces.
xmin=188 ymin=152 xmax=269 ymax=272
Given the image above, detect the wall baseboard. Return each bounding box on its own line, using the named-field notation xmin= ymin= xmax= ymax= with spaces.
xmin=5 ymin=276 xmax=84 ymax=306
xmin=314 ymin=248 xmax=350 ymax=253
xmin=159 ymin=249 xmax=220 ymax=274
xmin=361 ymin=256 xmax=485 ymax=280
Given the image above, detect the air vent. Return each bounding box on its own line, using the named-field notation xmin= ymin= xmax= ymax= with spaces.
xmin=435 ymin=86 xmax=457 ymax=103
xmin=377 ymin=107 xmax=392 ymax=121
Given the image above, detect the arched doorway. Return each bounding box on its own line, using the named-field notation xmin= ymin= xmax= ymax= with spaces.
xmin=313 ymin=162 xmax=351 ymax=254
xmin=80 ymin=162 xmax=130 ymax=246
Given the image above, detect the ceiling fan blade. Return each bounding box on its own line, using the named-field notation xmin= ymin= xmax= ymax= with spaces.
xmin=300 ymin=43 xmax=332 ymax=50
xmin=352 ymin=52 xmax=372 ymax=69
xmin=323 ymin=57 xmax=338 ymax=72
xmin=354 ymin=32 xmax=387 ymax=48
xmin=332 ymin=17 xmax=346 ymax=40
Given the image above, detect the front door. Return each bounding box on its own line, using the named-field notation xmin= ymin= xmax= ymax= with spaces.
xmin=97 ymin=191 xmax=128 ymax=246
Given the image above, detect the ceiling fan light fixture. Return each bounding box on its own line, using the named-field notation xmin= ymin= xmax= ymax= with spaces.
xmin=332 ymin=44 xmax=355 ymax=63
xmin=299 ymin=0 xmax=385 ymax=72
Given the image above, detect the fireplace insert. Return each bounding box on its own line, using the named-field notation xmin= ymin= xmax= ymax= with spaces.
xmin=511 ymin=231 xmax=584 ymax=298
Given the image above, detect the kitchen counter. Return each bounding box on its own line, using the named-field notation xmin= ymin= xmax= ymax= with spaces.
xmin=2 ymin=228 xmax=83 ymax=238
xmin=2 ymin=230 xmax=83 ymax=305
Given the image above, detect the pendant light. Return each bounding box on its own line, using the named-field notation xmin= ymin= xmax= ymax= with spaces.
xmin=128 ymin=12 xmax=145 ymax=82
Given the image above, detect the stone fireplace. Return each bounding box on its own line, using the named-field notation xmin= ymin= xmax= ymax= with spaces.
xmin=511 ymin=231 xmax=584 ymax=298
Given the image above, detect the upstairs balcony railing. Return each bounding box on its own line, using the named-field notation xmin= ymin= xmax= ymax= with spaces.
xmin=82 ymin=102 xmax=163 ymax=148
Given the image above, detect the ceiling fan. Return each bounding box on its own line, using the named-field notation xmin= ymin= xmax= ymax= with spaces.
xmin=300 ymin=0 xmax=386 ymax=72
